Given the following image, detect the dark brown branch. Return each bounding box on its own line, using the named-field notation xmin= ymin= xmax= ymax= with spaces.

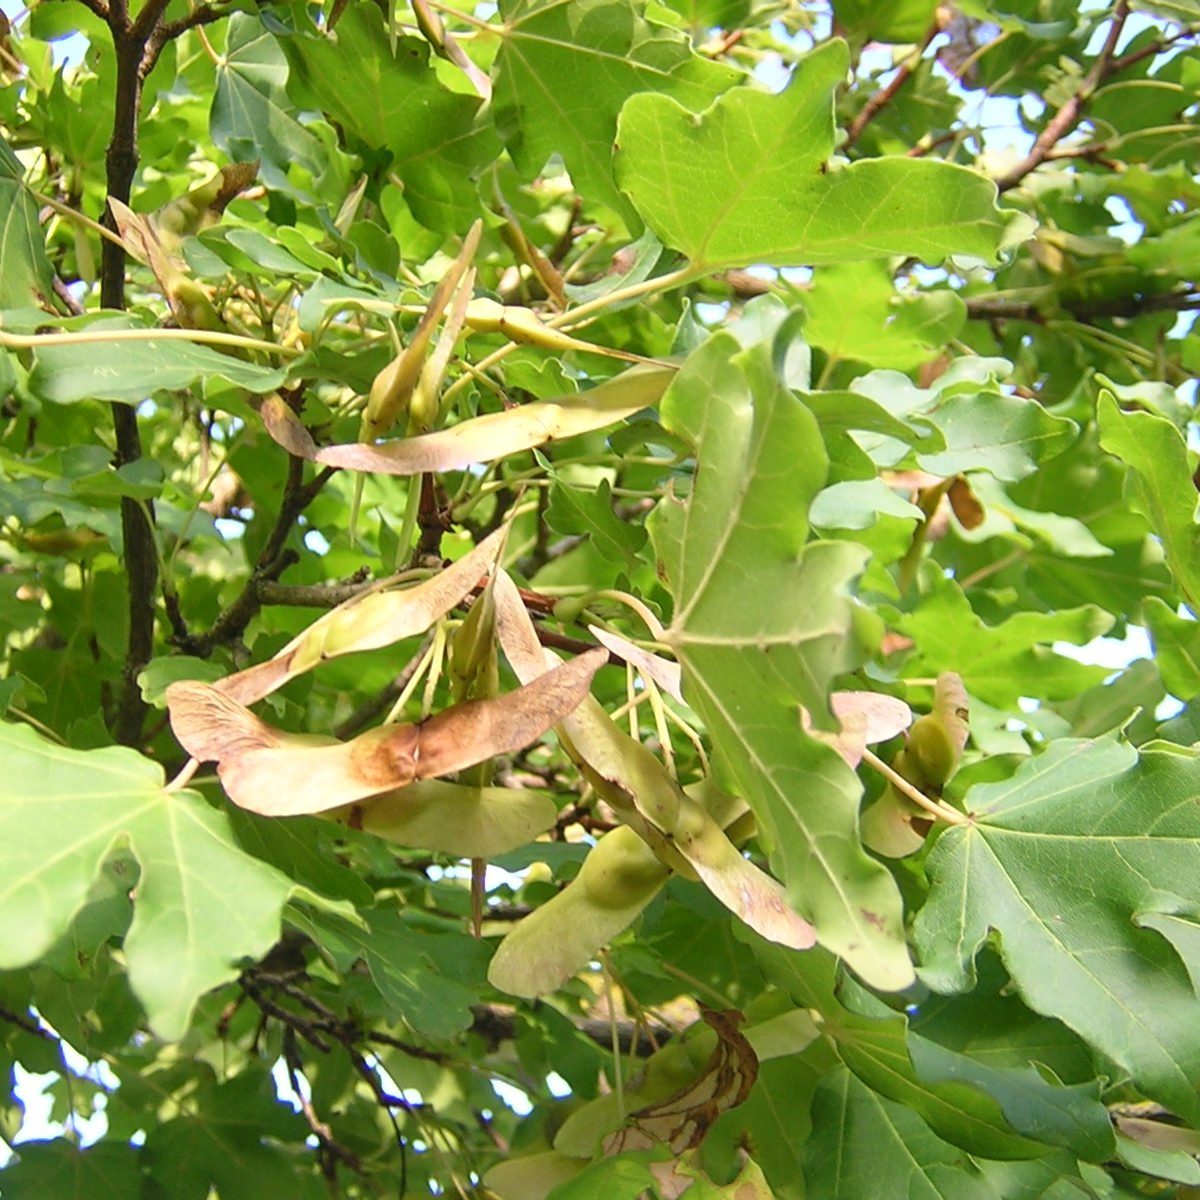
xmin=996 ymin=1 xmax=1130 ymax=192
xmin=1110 ymin=24 xmax=1199 ymax=74
xmin=105 ymin=19 xmax=156 ymax=746
xmin=58 ymin=0 xmax=110 ymax=20
xmin=52 ymin=275 xmax=85 ymax=315
xmin=334 ymin=635 xmax=433 ymax=739
xmin=0 ymin=1004 xmax=55 ymax=1040
xmin=145 ymin=3 xmax=230 ymax=75
xmin=842 ymin=21 xmax=940 ymax=151
xmin=255 ymin=574 xmax=378 ymax=610
xmin=178 ymin=460 xmax=335 ymax=656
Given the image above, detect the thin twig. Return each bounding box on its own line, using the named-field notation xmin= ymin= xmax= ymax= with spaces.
xmin=996 ymin=1 xmax=1130 ymax=192
xmin=179 ymin=460 xmax=335 ymax=656
xmin=842 ymin=21 xmax=940 ymax=151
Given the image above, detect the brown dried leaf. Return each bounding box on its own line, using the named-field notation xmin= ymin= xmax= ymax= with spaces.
xmin=948 ymin=474 xmax=985 ymax=529
xmin=167 ymin=648 xmax=605 ymax=816
xmin=217 ymin=528 xmax=505 ymax=705
xmin=603 ymin=1010 xmax=758 ymax=1156
xmin=261 ymin=365 xmax=675 ymax=476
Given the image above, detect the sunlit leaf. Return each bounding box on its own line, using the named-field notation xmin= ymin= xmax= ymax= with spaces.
xmin=0 ymin=723 xmax=307 ymax=1038
xmin=493 ymin=0 xmax=738 ymax=220
xmin=648 ymin=333 xmax=912 ymax=989
xmin=616 ymin=40 xmax=1013 ymax=270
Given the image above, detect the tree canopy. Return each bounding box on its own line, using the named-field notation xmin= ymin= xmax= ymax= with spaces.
xmin=2 ymin=0 xmax=1200 ymax=1196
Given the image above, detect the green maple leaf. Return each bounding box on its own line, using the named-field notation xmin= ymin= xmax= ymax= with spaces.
xmin=493 ymin=0 xmax=738 ymax=220
xmin=0 ymin=722 xmax=338 ymax=1039
xmin=915 ymin=736 xmax=1200 ymax=1125
xmin=616 ymin=39 xmax=1018 ymax=269
xmin=649 ymin=332 xmax=912 ymax=990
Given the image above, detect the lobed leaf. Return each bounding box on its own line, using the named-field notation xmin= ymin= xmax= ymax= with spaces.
xmin=0 ymin=722 xmax=305 ymax=1038
xmin=616 ymin=39 xmax=1014 ymax=270
xmin=915 ymin=737 xmax=1200 ymax=1124
xmin=1098 ymin=388 xmax=1200 ymax=613
xmin=495 ymin=569 xmax=816 ymax=951
xmin=648 ymin=333 xmax=912 ymax=989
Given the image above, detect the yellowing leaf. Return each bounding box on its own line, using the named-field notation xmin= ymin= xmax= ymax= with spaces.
xmin=494 ymin=569 xmax=816 ymax=951
xmin=326 ymin=780 xmax=556 ymax=857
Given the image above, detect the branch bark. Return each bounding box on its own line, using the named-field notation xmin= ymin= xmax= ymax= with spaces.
xmin=995 ymin=1 xmax=1130 ymax=192
xmin=842 ymin=21 xmax=941 ymax=152
xmin=104 ymin=18 xmax=157 ymax=747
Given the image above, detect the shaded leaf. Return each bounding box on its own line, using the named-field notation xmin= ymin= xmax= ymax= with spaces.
xmin=915 ymin=737 xmax=1200 ymax=1124
xmin=0 ymin=134 xmax=54 ymax=307
xmin=801 ymin=1066 xmax=1002 ymax=1200
xmin=603 ymin=1009 xmax=758 ymax=1155
xmin=1098 ymin=388 xmax=1200 ymax=612
xmin=616 ymin=40 xmax=1013 ymax=270
xmin=326 ymin=779 xmax=557 ymax=858
xmin=26 ymin=319 xmax=285 ymax=404
xmin=0 ymin=1140 xmax=143 ymax=1200
xmin=281 ymin=5 xmax=498 ymax=231
xmin=488 ymin=824 xmax=670 ymax=998
xmin=212 ymin=12 xmax=334 ymax=191
xmin=166 ymin=648 xmax=606 ymax=815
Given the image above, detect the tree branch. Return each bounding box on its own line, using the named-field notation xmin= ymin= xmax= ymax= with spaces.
xmin=178 ymin=460 xmax=335 ymax=657
xmin=996 ymin=1 xmax=1130 ymax=192
xmin=105 ymin=24 xmax=157 ymax=746
xmin=842 ymin=21 xmax=940 ymax=151
xmin=967 ymin=286 xmax=1200 ymax=323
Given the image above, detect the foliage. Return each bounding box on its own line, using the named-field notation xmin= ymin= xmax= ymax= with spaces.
xmin=1 ymin=0 xmax=1200 ymax=1195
